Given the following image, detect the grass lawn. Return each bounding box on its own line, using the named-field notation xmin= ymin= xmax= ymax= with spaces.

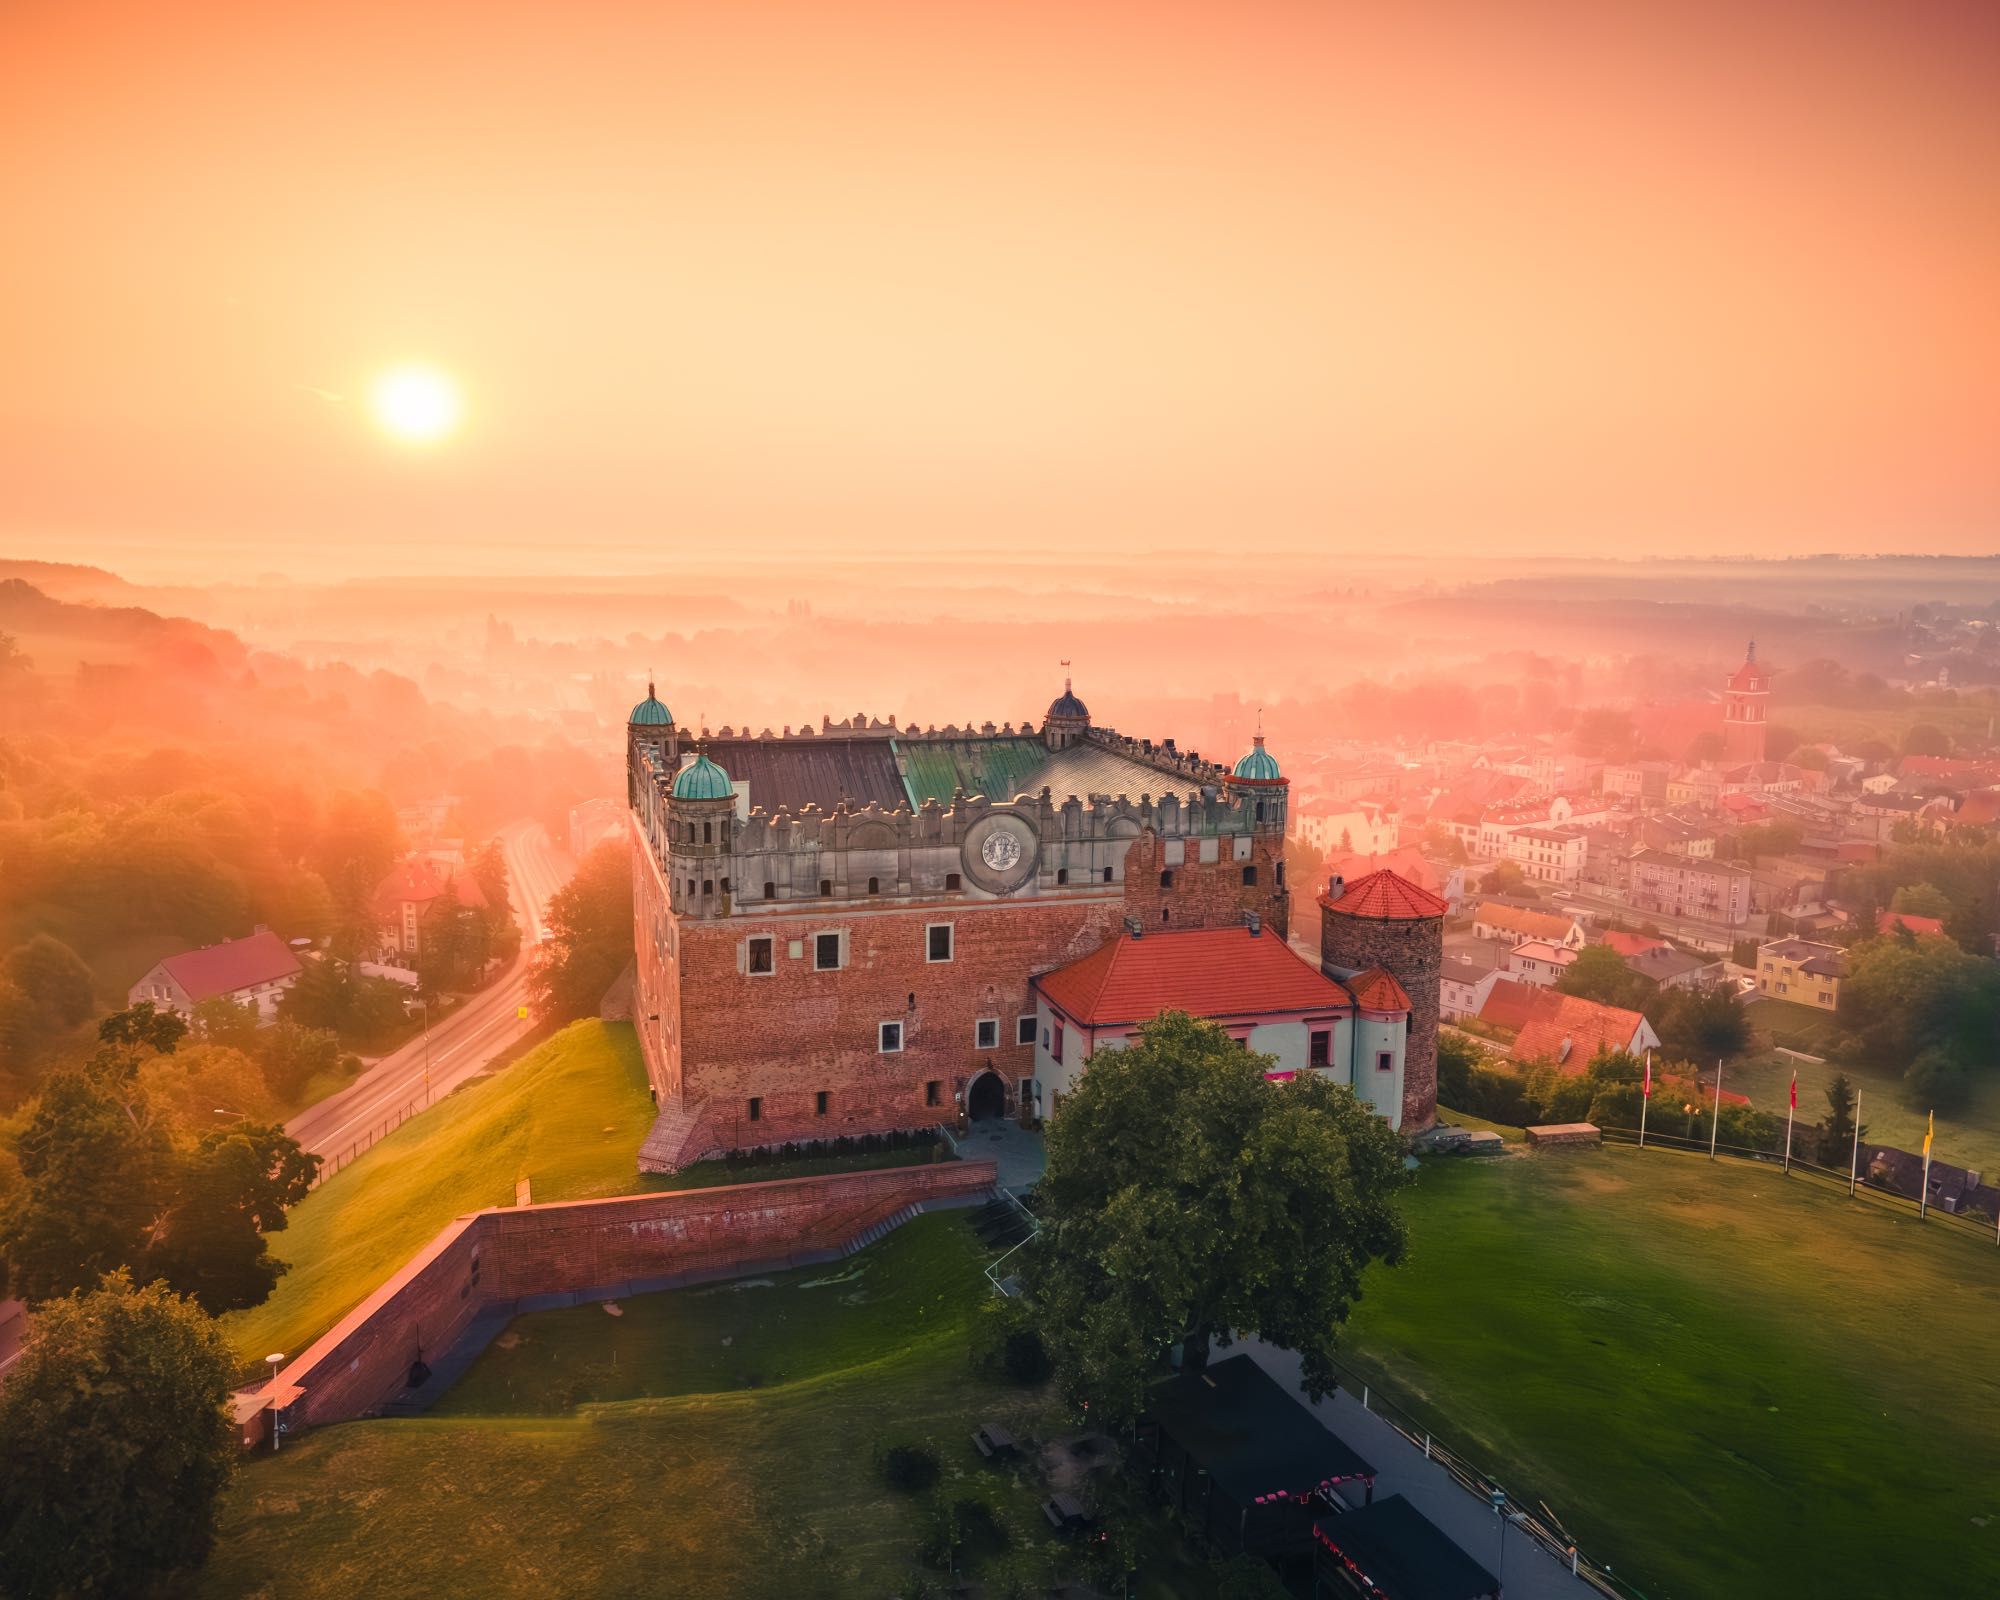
xmin=1742 ymin=995 xmax=1846 ymax=1058
xmin=1726 ymin=1047 xmax=2000 ymax=1179
xmin=1341 ymin=1145 xmax=2000 ymax=1598
xmin=1776 ymin=699 xmax=2000 ymax=751
xmin=221 ymin=1021 xmax=657 ymax=1372
xmin=645 ymin=1140 xmax=948 ymax=1193
xmin=202 ymin=1214 xmax=1218 ymax=1600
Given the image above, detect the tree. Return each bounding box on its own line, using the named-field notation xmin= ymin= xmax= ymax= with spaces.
xmin=1814 ymin=1074 xmax=1865 ymax=1169
xmin=529 ymin=840 xmax=635 ymax=1021
xmin=255 ymin=1017 xmax=343 ymax=1099
xmin=1902 ymin=724 xmax=1951 ymax=758
xmin=1686 ymin=729 xmax=1725 ymax=764
xmin=1435 ymin=1031 xmax=1485 ymax=1109
xmin=1648 ymin=983 xmax=1750 ymax=1063
xmin=146 ymin=1123 xmax=318 ymax=1313
xmin=1023 ymin=1012 xmax=1408 ymax=1423
xmin=1480 ymin=860 xmax=1532 ymax=898
xmin=2 ymin=934 xmax=94 ymax=1043
xmin=0 ymin=1272 xmax=236 ymax=1599
xmin=1889 ymin=882 xmax=1952 ymax=920
xmin=136 ymin=1042 xmax=274 ymax=1134
xmin=1837 ymin=934 xmax=2000 ymax=1105
xmin=1556 ymin=944 xmax=1652 ymax=1009
xmin=189 ymin=994 xmax=263 ymax=1053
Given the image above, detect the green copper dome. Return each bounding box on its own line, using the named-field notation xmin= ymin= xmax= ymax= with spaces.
xmin=1232 ymin=735 xmax=1281 ymax=782
xmin=672 ymin=752 xmax=733 ymax=801
xmin=629 ymin=680 xmax=673 ymax=726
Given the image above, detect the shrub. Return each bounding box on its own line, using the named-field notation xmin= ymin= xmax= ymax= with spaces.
xmin=880 ymin=1442 xmax=940 ymax=1493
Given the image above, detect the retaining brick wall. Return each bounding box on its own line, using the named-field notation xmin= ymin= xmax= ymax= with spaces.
xmin=268 ymin=1159 xmax=997 ymax=1431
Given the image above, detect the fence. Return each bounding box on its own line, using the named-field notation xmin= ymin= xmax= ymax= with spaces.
xmin=305 ymin=1094 xmax=433 ymax=1191
xmin=1595 ymin=1122 xmax=2000 ymax=1246
xmin=1319 ymin=1353 xmax=1647 ymax=1600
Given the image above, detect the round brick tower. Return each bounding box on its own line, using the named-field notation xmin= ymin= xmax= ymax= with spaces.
xmin=1319 ymin=868 xmax=1448 ymax=1133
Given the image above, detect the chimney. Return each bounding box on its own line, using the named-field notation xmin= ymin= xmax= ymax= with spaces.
xmin=1244 ymin=911 xmax=1261 ymax=937
xmin=1327 ymin=874 xmax=1346 ymax=902
xmin=1123 ymin=916 xmax=1144 ymax=939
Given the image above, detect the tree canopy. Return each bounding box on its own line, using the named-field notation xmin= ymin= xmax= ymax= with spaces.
xmin=529 ymin=839 xmax=635 ymax=1021
xmin=0 ymin=1272 xmax=237 ymax=1599
xmin=1023 ymin=1012 xmax=1408 ymax=1423
xmin=1556 ymin=944 xmax=1653 ymax=1010
xmin=1837 ymin=934 xmax=2000 ymax=1111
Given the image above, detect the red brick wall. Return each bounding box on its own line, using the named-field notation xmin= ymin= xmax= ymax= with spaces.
xmin=631 ymin=819 xmax=683 ymax=1105
xmin=276 ymin=1160 xmax=996 ymax=1428
xmin=1119 ymin=829 xmax=1290 ymax=940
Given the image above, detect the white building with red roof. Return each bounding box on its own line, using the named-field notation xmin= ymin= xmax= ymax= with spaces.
xmin=371 ymin=858 xmax=489 ymax=960
xmin=1030 ymin=921 xmax=1416 ymax=1129
xmin=128 ymin=929 xmax=302 ymax=1022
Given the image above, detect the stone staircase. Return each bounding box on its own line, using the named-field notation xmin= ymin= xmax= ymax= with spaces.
xmin=838 ymin=1202 xmax=921 ymax=1256
xmin=637 ymin=1097 xmax=717 ymax=1173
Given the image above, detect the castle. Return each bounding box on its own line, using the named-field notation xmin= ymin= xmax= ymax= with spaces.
xmin=626 ymin=679 xmax=1442 ymax=1167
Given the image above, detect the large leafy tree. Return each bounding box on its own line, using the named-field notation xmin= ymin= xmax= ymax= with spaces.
xmin=147 ymin=1123 xmax=318 ymax=1313
xmin=529 ymin=839 xmax=634 ymax=1021
xmin=0 ymin=1272 xmax=237 ymax=1599
xmin=1647 ymin=983 xmax=1749 ymax=1063
xmin=1556 ymin=944 xmax=1653 ymax=1009
xmin=1837 ymin=933 xmax=2000 ymax=1108
xmin=1023 ymin=1012 xmax=1408 ymax=1423
xmin=2 ymin=934 xmax=94 ymax=1043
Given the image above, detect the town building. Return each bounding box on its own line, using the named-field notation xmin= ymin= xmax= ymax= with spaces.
xmin=1625 ymin=946 xmax=1721 ymax=991
xmin=1626 ymin=850 xmax=1752 ymax=927
xmin=1440 ymin=953 xmax=1505 ymax=1021
xmin=1470 ymin=900 xmax=1586 ymax=949
xmin=128 ymin=929 xmax=301 ymax=1022
xmin=371 ymin=858 xmax=489 ymax=961
xmin=625 ymin=679 xmax=1451 ymax=1164
xmin=1721 ymin=641 xmax=1770 ymax=765
xmin=1509 ymin=990 xmax=1661 ymax=1069
xmin=1756 ymin=938 xmax=1847 ymax=1010
xmin=1506 ymin=940 xmax=1577 ymax=987
xmin=1031 ymin=922 xmax=1413 ymax=1128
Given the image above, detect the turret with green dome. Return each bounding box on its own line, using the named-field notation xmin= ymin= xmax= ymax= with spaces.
xmin=672 ymin=751 xmax=734 ymax=801
xmin=1232 ymin=733 xmax=1282 ymax=783
xmin=629 ymin=680 xmax=674 ymax=727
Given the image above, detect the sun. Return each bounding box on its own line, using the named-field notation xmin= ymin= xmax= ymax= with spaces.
xmin=369 ymin=364 xmax=462 ymax=444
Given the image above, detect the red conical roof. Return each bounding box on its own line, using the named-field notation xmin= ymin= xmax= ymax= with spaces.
xmin=1321 ymin=868 xmax=1448 ymax=920
xmin=1346 ymin=966 xmax=1413 ymax=1012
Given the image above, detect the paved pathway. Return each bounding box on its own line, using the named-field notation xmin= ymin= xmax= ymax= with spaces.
xmin=1239 ymin=1339 xmax=1608 ymax=1600
xmin=959 ymin=1115 xmax=1046 ymax=1189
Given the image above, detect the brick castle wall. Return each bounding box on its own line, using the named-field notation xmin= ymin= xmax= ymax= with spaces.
xmin=1321 ymin=908 xmax=1443 ymax=1131
xmin=274 ymin=1160 xmax=997 ymax=1429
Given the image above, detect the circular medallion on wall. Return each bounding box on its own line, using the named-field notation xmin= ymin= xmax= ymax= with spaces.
xmin=962 ymin=812 xmax=1040 ymax=894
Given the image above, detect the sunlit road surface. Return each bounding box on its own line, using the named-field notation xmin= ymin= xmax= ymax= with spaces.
xmin=285 ymin=821 xmax=575 ymax=1163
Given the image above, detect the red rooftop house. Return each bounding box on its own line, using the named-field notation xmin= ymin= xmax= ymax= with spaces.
xmin=371 ymin=858 xmax=489 ymax=961
xmin=127 ymin=929 xmax=302 ymax=1022
xmin=1030 ymin=921 xmax=1417 ymax=1129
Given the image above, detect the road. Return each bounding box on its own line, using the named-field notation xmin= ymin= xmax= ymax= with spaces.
xmin=286 ymin=820 xmax=575 ymax=1163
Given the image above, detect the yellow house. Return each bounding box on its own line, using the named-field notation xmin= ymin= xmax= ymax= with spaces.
xmin=1756 ymin=937 xmax=1847 ymax=1011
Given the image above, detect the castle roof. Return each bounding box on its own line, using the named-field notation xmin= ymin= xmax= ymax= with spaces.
xmin=1034 ymin=926 xmax=1352 ymax=1027
xmin=672 ymin=752 xmax=734 ymax=801
xmin=1232 ymin=734 xmax=1282 ymax=783
xmin=1322 ymin=869 xmax=1449 ymax=921
xmin=629 ymin=681 xmax=673 ymax=726
xmin=1344 ymin=966 xmax=1413 ymax=1013
xmin=1046 ymin=677 xmax=1090 ymax=721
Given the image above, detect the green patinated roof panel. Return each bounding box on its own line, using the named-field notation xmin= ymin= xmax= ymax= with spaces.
xmin=897 ymin=738 xmax=1050 ymax=807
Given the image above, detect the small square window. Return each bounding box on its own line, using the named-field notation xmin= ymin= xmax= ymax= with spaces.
xmin=1159 ymin=869 xmax=1174 ymax=889
xmin=1056 ymin=867 xmax=1069 ymax=885
xmin=1102 ymin=865 xmax=1113 ymax=883
xmin=815 ymin=1090 xmax=829 ymax=1116
xmin=1241 ymin=865 xmax=1256 ymax=887
xmin=763 ymin=881 xmax=776 ymax=900
xmin=879 ymin=1021 xmax=903 ymax=1053
xmin=1309 ymin=1030 xmax=1331 ymax=1067
xmin=926 ymin=924 xmax=953 ymax=963
xmin=747 ymin=936 xmax=774 ymax=975
xmin=926 ymin=1079 xmax=941 ymax=1106
xmin=1376 ymin=1051 xmax=1394 ymax=1073
xmin=747 ymin=1096 xmax=762 ymax=1122
xmin=815 ymin=932 xmax=842 ymax=971
xmin=819 ymin=877 xmax=832 ymax=896
xmin=1017 ymin=1015 xmax=1037 ymax=1046
xmin=867 ymin=876 xmax=881 ymax=895
xmin=945 ymin=872 xmax=962 ymax=891
xmin=975 ymin=1018 xmax=999 ymax=1050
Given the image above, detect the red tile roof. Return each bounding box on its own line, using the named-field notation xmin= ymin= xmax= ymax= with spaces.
xmin=1472 ymin=901 xmax=1575 ymax=942
xmin=371 ymin=859 xmax=488 ymax=920
xmin=1476 ymin=977 xmax=1540 ymax=1033
xmin=1599 ymin=930 xmax=1666 ymax=960
xmin=1511 ymin=991 xmax=1652 ymax=1073
xmin=1033 ymin=927 xmax=1353 ymax=1027
xmin=1878 ymin=910 xmax=1946 ymax=939
xmin=1345 ymin=966 xmax=1412 ymax=1013
xmin=156 ymin=930 xmax=301 ymax=1004
xmin=1322 ymin=868 xmax=1449 ymax=920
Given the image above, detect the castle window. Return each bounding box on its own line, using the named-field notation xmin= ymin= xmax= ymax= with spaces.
xmin=817 ymin=877 xmax=831 ymax=897
xmin=868 ymin=876 xmax=881 ymax=895
xmin=1102 ymin=866 xmax=1113 ymax=883
xmin=1241 ymin=866 xmax=1257 ymax=887
xmin=1377 ymin=1051 xmax=1394 ymax=1073
xmin=1056 ymin=868 xmax=1068 ymax=885
xmin=814 ymin=932 xmax=844 ymax=971
xmin=1017 ymin=1015 xmax=1037 ymax=1046
xmin=701 ymin=879 xmax=714 ymax=896
xmin=815 ymin=1090 xmax=829 ymax=1117
xmin=703 ymin=821 xmax=713 ymax=844
xmin=926 ymin=923 xmax=954 ymax=963
xmin=1159 ymin=870 xmax=1174 ymax=889
xmin=1161 ymin=908 xmax=1171 ymax=924
xmin=747 ymin=1096 xmax=762 ymax=1122
xmin=763 ymin=881 xmax=776 ymax=900
xmin=945 ymin=873 xmax=962 ymax=891
xmin=975 ymin=1018 xmax=999 ymax=1050
xmin=879 ymin=1021 xmax=903 ymax=1053
xmin=1309 ymin=1030 xmax=1331 ymax=1067
xmin=720 ymin=877 xmax=731 ymax=894
xmin=1276 ymin=862 xmax=1286 ymax=886
xmin=1255 ymin=801 xmax=1265 ymax=822
xmin=747 ymin=936 xmax=774 ymax=975
xmin=926 ymin=1080 xmax=941 ymax=1107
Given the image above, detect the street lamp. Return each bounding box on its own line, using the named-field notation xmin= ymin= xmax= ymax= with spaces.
xmin=265 ymin=1353 xmax=286 ymax=1452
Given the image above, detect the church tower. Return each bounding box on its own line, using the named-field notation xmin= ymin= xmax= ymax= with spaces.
xmin=1722 ymin=641 xmax=1769 ymax=765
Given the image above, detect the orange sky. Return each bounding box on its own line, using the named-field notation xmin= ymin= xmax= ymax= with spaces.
xmin=3 ymin=0 xmax=1996 ymax=573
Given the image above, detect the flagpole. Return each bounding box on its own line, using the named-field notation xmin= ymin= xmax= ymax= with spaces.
xmin=1848 ymin=1089 xmax=1861 ymax=1199
xmin=1784 ymin=1070 xmax=1795 ymax=1175
xmin=1919 ymin=1110 xmax=1933 ymax=1222
xmin=1709 ymin=1059 xmax=1722 ymax=1161
xmin=1638 ymin=1050 xmax=1650 ymax=1149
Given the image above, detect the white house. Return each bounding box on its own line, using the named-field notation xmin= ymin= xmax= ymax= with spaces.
xmin=1030 ymin=922 xmax=1413 ymax=1130
xmin=1507 ymin=940 xmax=1579 ymax=988
xmin=127 ymin=929 xmax=302 ymax=1022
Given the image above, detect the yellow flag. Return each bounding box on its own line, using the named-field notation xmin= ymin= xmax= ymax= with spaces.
xmin=1922 ymin=1110 xmax=1934 ymax=1160
xmin=518 ymin=1005 xmax=529 ymax=1019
